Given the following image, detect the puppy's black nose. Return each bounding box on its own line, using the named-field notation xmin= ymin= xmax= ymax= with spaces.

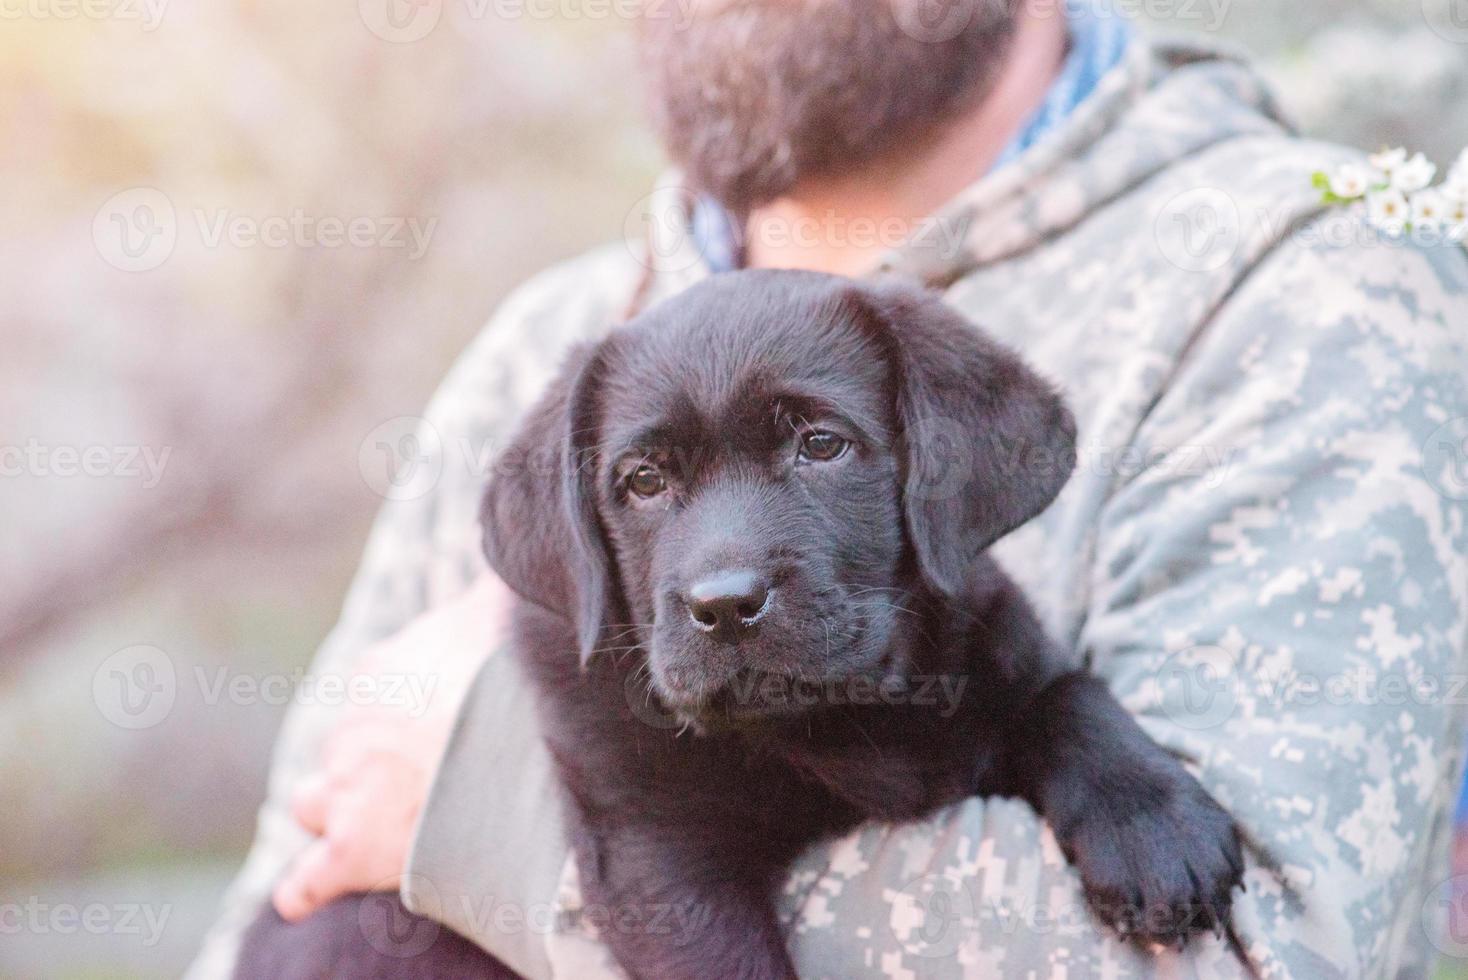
xmin=685 ymin=570 xmax=771 ymax=639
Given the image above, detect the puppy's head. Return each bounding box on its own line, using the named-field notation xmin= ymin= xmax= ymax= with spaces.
xmin=482 ymin=270 xmax=1074 ymax=726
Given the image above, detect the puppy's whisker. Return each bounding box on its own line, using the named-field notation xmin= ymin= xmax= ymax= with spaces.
xmin=852 ymin=599 xmax=923 ymax=620
xmin=845 ymin=586 xmax=915 ymax=600
xmin=600 ymin=623 xmax=655 ymax=642
xmin=850 ymin=599 xmax=938 ymax=650
xmin=596 ymin=645 xmax=647 ymax=662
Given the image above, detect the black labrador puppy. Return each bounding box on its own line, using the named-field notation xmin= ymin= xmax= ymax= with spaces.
xmin=237 ymin=270 xmax=1244 ymax=979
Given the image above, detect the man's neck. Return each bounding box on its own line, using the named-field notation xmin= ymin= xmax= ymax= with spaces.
xmin=746 ymin=3 xmax=1067 ymax=277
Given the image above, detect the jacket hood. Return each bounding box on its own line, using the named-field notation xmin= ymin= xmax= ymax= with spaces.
xmin=634 ymin=33 xmax=1296 ymax=304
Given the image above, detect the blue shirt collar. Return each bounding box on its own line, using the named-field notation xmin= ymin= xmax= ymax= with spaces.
xmin=992 ymin=2 xmax=1134 ymax=168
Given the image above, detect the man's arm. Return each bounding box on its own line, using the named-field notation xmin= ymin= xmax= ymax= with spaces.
xmin=1076 ymin=233 xmax=1468 ymax=975
xmin=761 ymin=234 xmax=1468 ymax=978
xmin=268 ymin=576 xmax=512 ymax=923
xmin=186 ymin=245 xmax=637 ymax=980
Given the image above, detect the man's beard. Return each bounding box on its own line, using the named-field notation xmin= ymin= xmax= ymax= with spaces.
xmin=638 ymin=0 xmax=1018 ymax=213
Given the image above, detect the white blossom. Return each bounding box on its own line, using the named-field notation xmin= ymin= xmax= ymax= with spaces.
xmin=1450 ymin=147 xmax=1468 ymax=182
xmin=1410 ymin=190 xmax=1446 ymax=228
xmin=1443 ymin=175 xmax=1468 ymax=206
xmin=1446 ymin=149 xmax=1468 ymax=202
xmin=1390 ymin=152 xmax=1437 ymax=193
xmin=1366 ymin=188 xmax=1409 ymax=234
xmin=1328 ymin=164 xmax=1371 ymax=200
xmin=1446 ymin=197 xmax=1468 ymax=243
xmin=1369 ymin=147 xmax=1408 ymax=172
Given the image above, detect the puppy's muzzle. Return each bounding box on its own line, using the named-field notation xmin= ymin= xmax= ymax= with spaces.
xmin=682 ymin=569 xmax=772 ymax=643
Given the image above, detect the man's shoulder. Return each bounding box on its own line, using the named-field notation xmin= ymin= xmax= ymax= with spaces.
xmin=477 ymin=241 xmax=647 ymax=351
xmin=1145 ymin=130 xmax=1362 ymax=237
xmin=1108 ymin=126 xmax=1467 ymax=351
xmin=1194 ymin=131 xmax=1360 ymax=175
xmin=421 ymin=242 xmax=648 ymax=430
xmin=1191 ymin=134 xmax=1468 ymax=346
xmin=1153 ymin=139 xmax=1468 ymax=440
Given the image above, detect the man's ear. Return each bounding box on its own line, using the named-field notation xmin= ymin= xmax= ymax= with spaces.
xmin=859 ymin=282 xmax=1077 ymax=596
xmin=480 ymin=341 xmax=621 ymax=666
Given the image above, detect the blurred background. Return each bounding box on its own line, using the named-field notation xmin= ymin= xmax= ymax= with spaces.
xmin=2 ymin=0 xmax=1466 ymax=976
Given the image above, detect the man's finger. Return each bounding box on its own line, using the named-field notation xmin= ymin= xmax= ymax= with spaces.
xmin=289 ymin=773 xmax=332 ymax=836
xmin=272 ymin=837 xmax=361 ymax=922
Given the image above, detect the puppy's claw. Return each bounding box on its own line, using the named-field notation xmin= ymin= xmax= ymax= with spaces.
xmin=1069 ymin=781 xmax=1244 ymax=952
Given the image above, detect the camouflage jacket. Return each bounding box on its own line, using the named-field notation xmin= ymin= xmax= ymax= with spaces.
xmin=190 ymin=33 xmax=1468 ymax=980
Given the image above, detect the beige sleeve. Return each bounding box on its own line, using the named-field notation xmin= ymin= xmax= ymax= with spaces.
xmin=402 ymin=649 xmax=569 ymax=979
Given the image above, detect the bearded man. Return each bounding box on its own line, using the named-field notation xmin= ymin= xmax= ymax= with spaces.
xmin=190 ymin=1 xmax=1468 ymax=976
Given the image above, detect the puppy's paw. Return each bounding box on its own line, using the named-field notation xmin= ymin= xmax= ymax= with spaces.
xmin=1065 ymin=778 xmax=1244 ymax=948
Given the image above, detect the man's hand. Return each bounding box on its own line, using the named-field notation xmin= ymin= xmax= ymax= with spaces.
xmin=271 ymin=574 xmax=514 ymax=922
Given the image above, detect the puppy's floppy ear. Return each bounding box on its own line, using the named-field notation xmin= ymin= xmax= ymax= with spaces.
xmin=859 ymin=282 xmax=1076 ymax=596
xmin=480 ymin=341 xmax=621 ymax=666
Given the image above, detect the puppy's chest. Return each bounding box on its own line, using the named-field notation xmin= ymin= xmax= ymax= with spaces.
xmin=518 ymin=607 xmax=999 ymax=831
xmin=588 ymin=697 xmax=983 ymax=836
xmin=761 ymin=711 xmax=994 ymax=819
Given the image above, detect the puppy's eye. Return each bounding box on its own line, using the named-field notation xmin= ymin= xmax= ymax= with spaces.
xmin=798 ymin=430 xmax=848 ymax=463
xmin=627 ymin=463 xmax=667 ymax=498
